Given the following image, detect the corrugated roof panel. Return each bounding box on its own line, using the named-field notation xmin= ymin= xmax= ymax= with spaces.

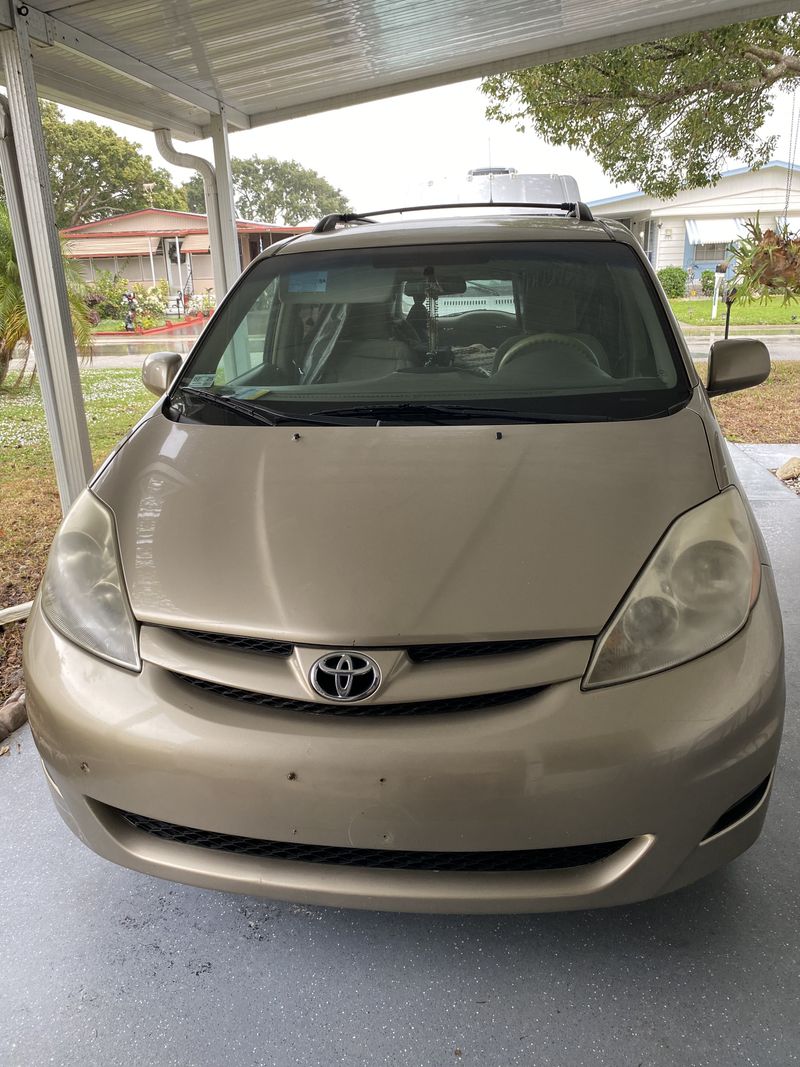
xmin=31 ymin=41 xmax=209 ymax=138
xmin=17 ymin=0 xmax=799 ymax=137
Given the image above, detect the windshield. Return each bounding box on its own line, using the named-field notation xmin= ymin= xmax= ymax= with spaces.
xmin=174 ymin=241 xmax=690 ymax=423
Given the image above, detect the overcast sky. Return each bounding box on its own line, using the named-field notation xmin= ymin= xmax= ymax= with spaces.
xmin=61 ymin=78 xmax=800 ymax=216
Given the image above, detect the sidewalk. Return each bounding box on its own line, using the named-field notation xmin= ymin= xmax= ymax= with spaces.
xmin=685 ymin=333 xmax=799 ymax=361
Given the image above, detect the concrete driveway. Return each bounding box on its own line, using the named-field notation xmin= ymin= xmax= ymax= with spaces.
xmin=1 ymin=446 xmax=798 ymax=1067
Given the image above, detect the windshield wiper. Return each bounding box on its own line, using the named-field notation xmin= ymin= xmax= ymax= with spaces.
xmin=177 ymin=390 xmax=617 ymax=427
xmin=176 ymin=387 xmax=344 ymax=426
xmin=177 ymin=386 xmax=279 ymax=425
xmin=314 ymin=402 xmax=612 ymax=423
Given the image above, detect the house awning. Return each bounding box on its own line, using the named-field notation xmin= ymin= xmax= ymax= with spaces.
xmin=180 ymin=233 xmax=211 ymax=253
xmin=64 ymin=235 xmax=158 ymax=258
xmin=685 ymin=219 xmax=746 ymax=244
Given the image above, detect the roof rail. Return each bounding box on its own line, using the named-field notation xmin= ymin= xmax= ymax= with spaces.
xmin=312 ymin=201 xmax=594 ymax=232
xmin=312 ymin=213 xmax=376 ymax=233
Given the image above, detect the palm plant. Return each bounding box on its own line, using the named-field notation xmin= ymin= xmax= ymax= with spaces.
xmin=0 ymin=203 xmax=92 ymax=386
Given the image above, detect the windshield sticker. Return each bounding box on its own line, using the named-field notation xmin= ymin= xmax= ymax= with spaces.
xmin=288 ymin=271 xmax=328 ymax=293
xmin=189 ymin=374 xmax=217 ymax=388
xmin=235 ymin=387 xmax=271 ymax=399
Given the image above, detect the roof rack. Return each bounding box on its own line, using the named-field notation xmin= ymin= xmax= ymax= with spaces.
xmin=312 ymin=200 xmax=594 ymax=233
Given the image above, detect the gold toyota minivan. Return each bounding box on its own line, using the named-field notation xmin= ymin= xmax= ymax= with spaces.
xmin=24 ymin=202 xmax=785 ymax=913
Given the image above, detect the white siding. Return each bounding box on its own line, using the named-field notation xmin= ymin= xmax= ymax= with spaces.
xmin=653 ymin=220 xmax=686 ymax=271
xmin=592 ymin=163 xmax=800 ymax=270
xmin=66 ymin=209 xmax=208 ymax=236
xmin=189 ymin=254 xmax=214 ymax=284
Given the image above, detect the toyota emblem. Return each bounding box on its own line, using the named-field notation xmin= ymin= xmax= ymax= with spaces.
xmin=309 ymin=651 xmax=381 ymax=702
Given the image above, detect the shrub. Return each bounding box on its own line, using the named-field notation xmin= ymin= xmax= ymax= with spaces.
xmin=701 ymin=270 xmax=715 ymax=296
xmin=91 ymin=269 xmax=128 ymax=319
xmin=187 ymin=291 xmax=215 ymax=316
xmin=131 ymin=282 xmax=167 ymax=318
xmin=657 ymin=266 xmax=688 ymax=298
xmin=152 ymin=278 xmax=170 ymax=304
xmin=135 ymin=313 xmax=161 ymax=331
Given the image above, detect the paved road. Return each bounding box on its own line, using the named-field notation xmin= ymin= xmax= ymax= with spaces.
xmin=688 ymin=334 xmax=800 ymax=360
xmin=8 ymin=329 xmax=800 ymax=374
xmin=1 ymin=447 xmax=799 ymax=1067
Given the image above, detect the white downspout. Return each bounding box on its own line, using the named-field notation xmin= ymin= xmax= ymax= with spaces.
xmin=154 ymin=128 xmax=232 ymax=305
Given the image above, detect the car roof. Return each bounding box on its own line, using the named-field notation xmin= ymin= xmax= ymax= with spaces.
xmin=271 ymin=213 xmax=635 ymax=256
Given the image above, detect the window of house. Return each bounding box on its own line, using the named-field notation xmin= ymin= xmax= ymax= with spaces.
xmin=693 ymin=243 xmax=730 ymax=262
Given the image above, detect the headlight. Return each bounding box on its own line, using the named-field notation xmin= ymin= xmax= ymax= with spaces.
xmin=41 ymin=489 xmax=140 ymax=670
xmin=583 ymin=488 xmax=760 ymax=688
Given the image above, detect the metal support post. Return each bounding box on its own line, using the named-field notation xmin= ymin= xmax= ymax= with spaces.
xmin=147 ymin=239 xmax=156 ymax=286
xmin=156 ymin=111 xmax=246 ymax=377
xmin=0 ymin=19 xmax=92 ymax=511
xmin=174 ymin=235 xmax=183 ymax=295
xmin=209 ymin=106 xmax=241 ymax=288
xmin=209 ymin=108 xmax=249 ymax=377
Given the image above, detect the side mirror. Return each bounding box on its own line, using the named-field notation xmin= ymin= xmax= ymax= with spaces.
xmin=142 ymin=352 xmax=183 ymax=397
xmin=706 ymin=338 xmax=770 ymax=397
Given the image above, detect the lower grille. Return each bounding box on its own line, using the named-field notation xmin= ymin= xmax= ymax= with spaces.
xmin=175 ymin=673 xmax=544 ymax=716
xmin=117 ymin=809 xmax=629 ymax=872
xmin=702 ymin=775 xmax=771 ymax=840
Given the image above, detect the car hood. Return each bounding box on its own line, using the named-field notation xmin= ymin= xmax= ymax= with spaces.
xmin=93 ymin=406 xmax=719 ymax=644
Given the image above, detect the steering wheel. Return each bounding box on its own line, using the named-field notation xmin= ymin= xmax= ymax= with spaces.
xmin=494 ymin=332 xmax=599 ymax=373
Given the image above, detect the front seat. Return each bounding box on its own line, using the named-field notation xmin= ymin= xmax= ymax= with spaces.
xmin=324 ymin=304 xmax=415 ymax=382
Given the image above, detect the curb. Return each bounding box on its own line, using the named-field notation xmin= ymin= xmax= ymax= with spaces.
xmin=93 ymin=314 xmax=208 ymax=337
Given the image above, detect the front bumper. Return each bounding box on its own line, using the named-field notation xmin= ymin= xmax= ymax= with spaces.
xmin=24 ymin=571 xmax=785 ymax=913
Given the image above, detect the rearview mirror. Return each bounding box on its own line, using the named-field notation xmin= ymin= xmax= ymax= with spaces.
xmin=404 ymin=276 xmax=467 ymax=297
xmin=142 ymin=352 xmax=183 ymax=396
xmin=706 ymin=338 xmax=770 ymax=397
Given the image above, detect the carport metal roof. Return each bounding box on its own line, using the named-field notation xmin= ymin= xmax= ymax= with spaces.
xmin=2 ymin=0 xmax=795 ymax=140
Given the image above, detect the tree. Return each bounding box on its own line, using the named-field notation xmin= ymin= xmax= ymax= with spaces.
xmin=0 ymin=204 xmax=91 ymax=385
xmin=0 ymin=102 xmax=187 ymax=229
xmin=481 ymin=15 xmax=800 ymax=198
xmin=183 ymin=155 xmax=349 ymax=224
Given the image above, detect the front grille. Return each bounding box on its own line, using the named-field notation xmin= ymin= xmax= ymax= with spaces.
xmin=178 ymin=629 xmax=293 ymax=657
xmin=176 ymin=673 xmax=544 ymax=717
xmin=117 ymin=808 xmax=629 ymax=872
xmin=407 ymin=639 xmax=552 ymax=663
xmin=172 ymin=629 xmax=561 ymax=663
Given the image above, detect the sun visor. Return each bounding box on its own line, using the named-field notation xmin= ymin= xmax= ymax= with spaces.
xmin=280 ymin=266 xmax=396 ymax=303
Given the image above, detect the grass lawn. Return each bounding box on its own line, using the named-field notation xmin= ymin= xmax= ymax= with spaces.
xmin=2 ymin=363 xmax=799 ymax=701
xmin=672 ymin=296 xmax=800 ymax=327
xmin=695 ymin=359 xmax=800 ymax=443
xmin=93 ymin=316 xmax=167 ymax=332
xmin=0 ymin=368 xmax=154 ymax=700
